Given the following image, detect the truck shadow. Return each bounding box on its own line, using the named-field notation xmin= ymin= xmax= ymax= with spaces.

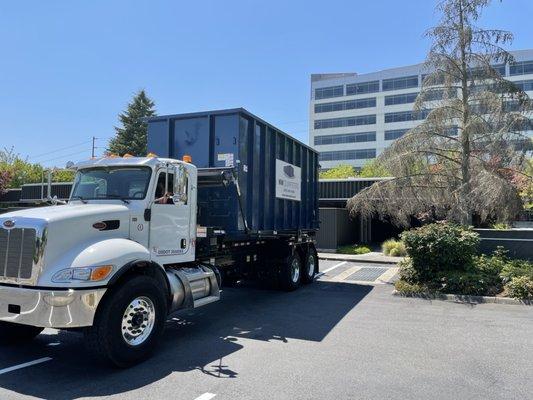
xmin=0 ymin=280 xmax=373 ymax=400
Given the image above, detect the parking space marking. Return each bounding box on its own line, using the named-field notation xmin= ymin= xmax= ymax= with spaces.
xmin=194 ymin=393 xmax=216 ymax=400
xmin=0 ymin=357 xmax=52 ymax=375
xmin=377 ymin=267 xmax=399 ymax=284
xmin=325 ymin=266 xmax=362 ymax=282
xmin=316 ymin=261 xmax=347 ymax=278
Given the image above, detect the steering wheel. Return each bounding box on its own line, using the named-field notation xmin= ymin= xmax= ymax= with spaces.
xmin=131 ymin=191 xmax=145 ymax=199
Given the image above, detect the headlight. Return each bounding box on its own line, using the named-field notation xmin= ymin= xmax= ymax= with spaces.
xmin=52 ymin=265 xmax=113 ymax=283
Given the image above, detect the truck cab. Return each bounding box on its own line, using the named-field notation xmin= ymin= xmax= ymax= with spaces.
xmin=0 ymin=152 xmax=318 ymax=367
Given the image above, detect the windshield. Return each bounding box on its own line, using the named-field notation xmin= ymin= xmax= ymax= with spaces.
xmin=71 ymin=167 xmax=152 ymax=201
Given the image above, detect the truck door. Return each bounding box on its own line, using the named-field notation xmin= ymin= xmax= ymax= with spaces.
xmin=149 ymin=166 xmax=194 ymax=264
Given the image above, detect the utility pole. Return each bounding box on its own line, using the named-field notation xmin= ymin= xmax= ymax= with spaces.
xmin=91 ymin=136 xmax=96 ymax=158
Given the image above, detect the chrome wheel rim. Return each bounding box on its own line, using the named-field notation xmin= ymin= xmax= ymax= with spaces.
xmin=307 ymin=254 xmax=316 ymax=278
xmin=121 ymin=296 xmax=156 ymax=346
xmin=291 ymin=258 xmax=301 ymax=283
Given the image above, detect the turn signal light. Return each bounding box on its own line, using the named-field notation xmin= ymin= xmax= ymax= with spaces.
xmin=90 ymin=265 xmax=113 ymax=281
xmin=123 ymin=153 xmax=133 ymax=158
xmin=147 ymin=152 xmax=157 ymax=158
xmin=183 ymin=154 xmax=192 ymax=163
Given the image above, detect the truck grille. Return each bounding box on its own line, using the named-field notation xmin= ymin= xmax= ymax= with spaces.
xmin=0 ymin=228 xmax=36 ymax=279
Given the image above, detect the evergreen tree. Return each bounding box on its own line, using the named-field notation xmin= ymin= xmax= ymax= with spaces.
xmin=108 ymin=90 xmax=156 ymax=156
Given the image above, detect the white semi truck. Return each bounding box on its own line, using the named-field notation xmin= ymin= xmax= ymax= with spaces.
xmin=0 ymin=110 xmax=319 ymax=367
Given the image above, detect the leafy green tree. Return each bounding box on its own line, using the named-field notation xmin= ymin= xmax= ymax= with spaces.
xmin=107 ymin=90 xmax=156 ymax=156
xmin=319 ymin=164 xmax=356 ymax=179
xmin=0 ymin=147 xmax=74 ymax=188
xmin=358 ymin=160 xmax=391 ymax=178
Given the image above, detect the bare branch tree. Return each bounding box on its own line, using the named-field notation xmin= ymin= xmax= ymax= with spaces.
xmin=348 ymin=0 xmax=532 ymax=226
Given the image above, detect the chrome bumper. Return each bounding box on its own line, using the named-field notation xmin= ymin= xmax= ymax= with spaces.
xmin=0 ymin=285 xmax=107 ymax=328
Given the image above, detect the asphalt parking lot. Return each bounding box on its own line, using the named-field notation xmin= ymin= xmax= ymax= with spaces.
xmin=0 ymin=260 xmax=532 ymax=400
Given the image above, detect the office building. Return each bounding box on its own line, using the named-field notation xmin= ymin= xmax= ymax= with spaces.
xmin=310 ymin=49 xmax=533 ymax=170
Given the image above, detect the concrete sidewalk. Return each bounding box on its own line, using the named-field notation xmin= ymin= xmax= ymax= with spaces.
xmin=318 ymin=251 xmax=403 ymax=265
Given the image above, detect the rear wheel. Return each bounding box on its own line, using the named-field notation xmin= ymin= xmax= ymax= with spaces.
xmin=279 ymin=252 xmax=302 ymax=291
xmin=0 ymin=321 xmax=43 ymax=344
xmin=302 ymin=246 xmax=318 ymax=284
xmin=84 ymin=275 xmax=167 ymax=367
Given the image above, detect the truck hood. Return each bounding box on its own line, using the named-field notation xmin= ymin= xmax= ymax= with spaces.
xmin=1 ymin=203 xmax=130 ymax=223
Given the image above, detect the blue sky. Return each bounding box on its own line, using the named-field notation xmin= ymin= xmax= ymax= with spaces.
xmin=1 ymin=0 xmax=532 ymax=167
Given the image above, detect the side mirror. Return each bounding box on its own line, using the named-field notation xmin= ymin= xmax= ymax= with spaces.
xmin=173 ymin=165 xmax=188 ymax=204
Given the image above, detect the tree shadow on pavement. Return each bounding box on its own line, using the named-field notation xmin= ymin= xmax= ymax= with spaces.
xmin=0 ymin=281 xmax=372 ymax=400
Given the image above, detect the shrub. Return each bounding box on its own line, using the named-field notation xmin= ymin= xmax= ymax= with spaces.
xmin=439 ymin=268 xmax=502 ymax=296
xmin=337 ymin=244 xmax=371 ymax=255
xmin=382 ymin=239 xmax=407 ymax=257
xmin=505 ymin=276 xmax=533 ymax=300
xmin=400 ymin=222 xmax=479 ymax=281
xmin=500 ymin=259 xmax=533 ymax=282
xmin=397 ymin=258 xmax=421 ymax=284
xmin=394 ymin=280 xmax=428 ymax=295
xmin=490 ymin=222 xmax=511 ymax=230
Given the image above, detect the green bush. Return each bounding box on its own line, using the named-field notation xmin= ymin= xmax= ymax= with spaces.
xmin=505 ymin=276 xmax=533 ymax=300
xmin=397 ymin=258 xmax=421 ymax=284
xmin=500 ymin=259 xmax=533 ymax=282
xmin=394 ymin=280 xmax=428 ymax=295
xmin=490 ymin=222 xmax=511 ymax=230
xmin=337 ymin=244 xmax=371 ymax=255
xmin=400 ymin=222 xmax=479 ymax=281
xmin=439 ymin=268 xmax=502 ymax=296
xmin=382 ymin=239 xmax=407 ymax=257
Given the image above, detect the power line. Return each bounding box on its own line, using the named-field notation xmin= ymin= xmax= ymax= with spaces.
xmin=38 ymin=149 xmax=90 ymax=164
xmin=29 ymin=140 xmax=92 ymax=159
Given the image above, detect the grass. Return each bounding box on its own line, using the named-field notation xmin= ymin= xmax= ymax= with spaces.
xmin=381 ymin=239 xmax=407 ymax=257
xmin=337 ymin=244 xmax=372 ymax=255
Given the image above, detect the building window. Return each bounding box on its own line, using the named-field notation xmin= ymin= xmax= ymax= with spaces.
xmin=384 ymin=92 xmax=419 ymax=106
xmin=515 ymin=80 xmax=533 ymax=91
xmin=314 ymin=132 xmax=376 ymax=145
xmin=319 ymin=149 xmax=377 ymax=161
xmin=314 ymin=115 xmax=376 ymax=129
xmin=384 ymin=109 xmax=430 ymax=123
xmin=384 ymin=129 xmax=409 ymax=140
xmin=509 ymin=61 xmax=533 ymax=76
xmin=314 ymin=97 xmax=376 ymax=113
xmin=492 ymin=64 xmax=506 ymax=76
xmin=423 ymin=88 xmax=457 ymax=101
xmin=382 ymin=75 xmax=419 ymax=91
xmin=315 ymin=85 xmax=344 ymax=100
xmin=346 ymin=81 xmax=380 ymax=95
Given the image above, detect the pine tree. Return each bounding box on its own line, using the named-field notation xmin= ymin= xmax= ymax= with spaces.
xmin=107 ymin=90 xmax=156 ymax=156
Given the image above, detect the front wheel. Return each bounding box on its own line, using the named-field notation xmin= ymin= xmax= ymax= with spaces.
xmin=84 ymin=275 xmax=167 ymax=367
xmin=0 ymin=321 xmax=43 ymax=344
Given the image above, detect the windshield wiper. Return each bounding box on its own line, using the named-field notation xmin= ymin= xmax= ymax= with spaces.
xmin=70 ymin=195 xmax=88 ymax=204
xmin=99 ymin=194 xmax=130 ymax=204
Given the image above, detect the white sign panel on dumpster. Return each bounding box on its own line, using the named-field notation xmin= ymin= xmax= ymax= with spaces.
xmin=275 ymin=159 xmax=301 ymax=201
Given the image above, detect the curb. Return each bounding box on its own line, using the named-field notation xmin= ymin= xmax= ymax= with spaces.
xmin=318 ymin=255 xmax=400 ymax=265
xmin=392 ymin=290 xmax=532 ymax=306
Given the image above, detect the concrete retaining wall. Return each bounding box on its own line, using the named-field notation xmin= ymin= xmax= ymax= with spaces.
xmin=475 ymin=229 xmax=533 ymax=261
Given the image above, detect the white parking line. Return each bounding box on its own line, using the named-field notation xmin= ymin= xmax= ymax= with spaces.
xmin=316 ymin=261 xmax=347 ymax=278
xmin=194 ymin=393 xmax=216 ymax=400
xmin=0 ymin=357 xmax=52 ymax=375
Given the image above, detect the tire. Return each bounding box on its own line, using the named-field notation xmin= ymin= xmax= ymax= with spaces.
xmin=302 ymin=246 xmax=318 ymax=284
xmin=84 ymin=275 xmax=167 ymax=368
xmin=279 ymin=252 xmax=302 ymax=291
xmin=0 ymin=321 xmax=43 ymax=345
